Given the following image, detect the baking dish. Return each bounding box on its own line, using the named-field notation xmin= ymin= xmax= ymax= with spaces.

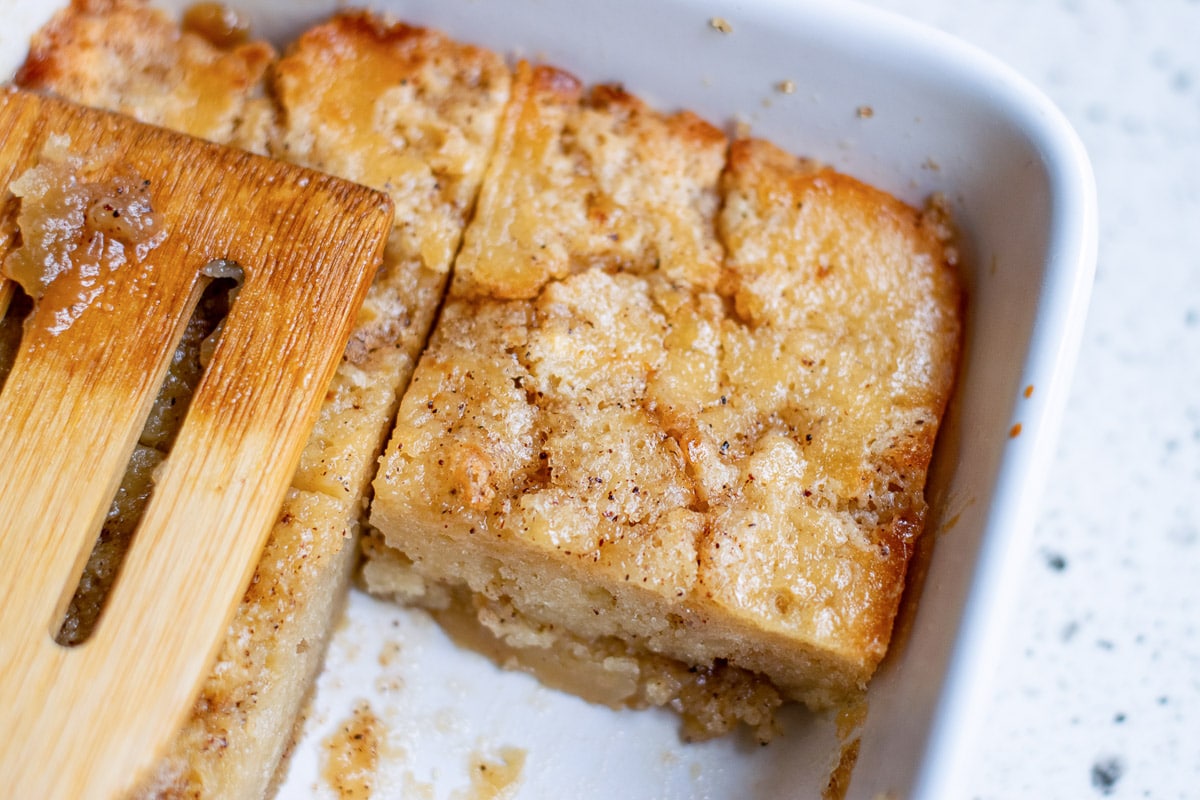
xmin=0 ymin=0 xmax=1096 ymax=797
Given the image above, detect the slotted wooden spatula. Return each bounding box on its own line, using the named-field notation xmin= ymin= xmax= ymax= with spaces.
xmin=0 ymin=86 xmax=392 ymax=799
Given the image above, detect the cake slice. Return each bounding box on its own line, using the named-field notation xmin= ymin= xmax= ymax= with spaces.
xmin=366 ymin=62 xmax=962 ymax=738
xmin=16 ymin=3 xmax=510 ymax=796
xmin=273 ymin=10 xmax=510 ymax=511
xmin=14 ymin=0 xmax=275 ymax=151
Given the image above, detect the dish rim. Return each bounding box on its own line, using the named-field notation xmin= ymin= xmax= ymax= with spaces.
xmin=824 ymin=3 xmax=1099 ymax=795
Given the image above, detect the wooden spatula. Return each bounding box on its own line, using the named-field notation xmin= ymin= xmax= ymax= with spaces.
xmin=0 ymin=86 xmax=392 ymax=799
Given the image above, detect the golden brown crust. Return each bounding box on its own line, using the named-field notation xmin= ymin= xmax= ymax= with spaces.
xmin=700 ymin=137 xmax=963 ymax=667
xmin=451 ymin=61 xmax=726 ymax=300
xmin=371 ymin=82 xmax=962 ymax=718
xmin=273 ymin=11 xmax=510 ymax=275
xmin=16 ymin=0 xmax=275 ymax=145
xmin=448 ymin=62 xmax=582 ymax=300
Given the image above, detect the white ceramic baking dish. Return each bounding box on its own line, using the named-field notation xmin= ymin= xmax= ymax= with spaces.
xmin=0 ymin=1 xmax=1096 ymax=797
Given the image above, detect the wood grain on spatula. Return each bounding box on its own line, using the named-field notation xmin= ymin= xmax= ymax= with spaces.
xmin=0 ymin=85 xmax=392 ymax=800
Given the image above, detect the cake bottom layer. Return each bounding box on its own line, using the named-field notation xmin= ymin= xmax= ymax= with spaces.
xmin=361 ymin=531 xmax=786 ymax=742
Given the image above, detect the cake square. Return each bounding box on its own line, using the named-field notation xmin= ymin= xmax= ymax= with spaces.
xmin=368 ymin=60 xmax=962 ymax=737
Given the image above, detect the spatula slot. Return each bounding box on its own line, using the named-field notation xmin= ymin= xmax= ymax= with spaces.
xmin=54 ymin=270 xmax=241 ymax=646
xmin=0 ymin=280 xmax=32 ymax=392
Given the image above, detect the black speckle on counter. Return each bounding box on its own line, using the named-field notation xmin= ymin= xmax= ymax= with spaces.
xmin=1044 ymin=550 xmax=1069 ymax=571
xmin=1113 ymin=712 xmax=1126 ymax=724
xmin=1091 ymin=756 xmax=1124 ymax=795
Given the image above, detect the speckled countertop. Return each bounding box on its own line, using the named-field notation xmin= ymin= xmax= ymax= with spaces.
xmin=861 ymin=1 xmax=1200 ymax=797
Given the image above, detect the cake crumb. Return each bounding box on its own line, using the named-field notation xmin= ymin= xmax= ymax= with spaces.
xmin=322 ymin=702 xmax=383 ymax=799
xmin=856 ymin=105 xmax=874 ymax=119
xmin=709 ymin=16 xmax=733 ymax=33
xmin=378 ymin=640 xmax=403 ymax=667
xmin=776 ymin=79 xmax=796 ymax=94
xmin=454 ymin=747 xmax=526 ymax=800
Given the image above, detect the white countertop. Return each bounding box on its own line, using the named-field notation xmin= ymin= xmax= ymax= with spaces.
xmin=861 ymin=1 xmax=1200 ymax=797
